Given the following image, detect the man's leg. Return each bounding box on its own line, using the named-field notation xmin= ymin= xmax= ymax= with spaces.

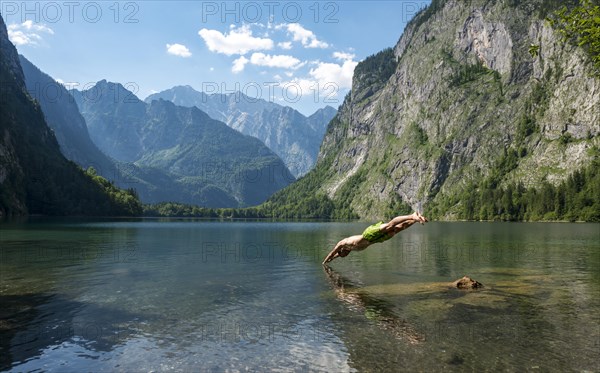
xmin=381 ymin=214 xmax=417 ymax=233
xmin=393 ymin=220 xmax=416 ymax=231
xmin=383 ymin=212 xmax=427 ymax=231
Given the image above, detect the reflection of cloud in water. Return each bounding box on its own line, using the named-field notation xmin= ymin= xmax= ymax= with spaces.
xmin=8 ymin=307 xmax=353 ymax=371
xmin=107 ymin=320 xmax=349 ymax=372
xmin=7 ymin=336 xmax=163 ymax=372
xmin=287 ymin=341 xmax=352 ymax=373
xmin=1 ymin=292 xmax=141 ymax=371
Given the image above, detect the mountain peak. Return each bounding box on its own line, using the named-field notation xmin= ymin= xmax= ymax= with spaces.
xmin=311 ymin=105 xmax=337 ymax=116
xmin=81 ymin=79 xmax=142 ymax=104
xmin=0 ymin=15 xmax=25 ymax=88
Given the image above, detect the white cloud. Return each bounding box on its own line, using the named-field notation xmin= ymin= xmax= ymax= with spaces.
xmin=277 ymin=57 xmax=354 ymax=94
xmin=278 ymin=41 xmax=292 ymax=50
xmin=232 ymin=52 xmax=305 ymax=73
xmin=18 ymin=20 xmax=54 ymax=33
xmin=276 ymin=74 xmax=346 ymax=99
xmin=309 ymin=59 xmax=358 ymax=90
xmin=307 ymin=39 xmax=329 ymax=49
xmin=198 ymin=25 xmax=273 ymax=56
xmin=166 ymin=43 xmax=192 ymax=58
xmin=287 ymin=78 xmax=317 ymax=92
xmin=7 ymin=30 xmax=34 ymax=46
xmin=333 ymin=51 xmax=356 ymax=61
xmin=283 ymin=23 xmax=328 ymax=49
xmin=249 ymin=53 xmax=303 ymax=69
xmin=7 ymin=20 xmax=54 ymax=46
xmin=232 ymin=56 xmax=249 ymax=73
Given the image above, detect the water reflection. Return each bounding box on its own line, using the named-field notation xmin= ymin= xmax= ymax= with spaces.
xmin=0 ymin=292 xmax=140 ymax=371
xmin=323 ymin=265 xmax=425 ymax=345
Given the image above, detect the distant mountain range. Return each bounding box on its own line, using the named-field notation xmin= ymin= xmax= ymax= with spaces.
xmin=72 ymin=81 xmax=294 ymax=207
xmin=146 ymin=86 xmax=336 ymax=177
xmin=18 ymin=55 xmax=194 ymax=205
xmin=17 ymin=55 xmax=334 ymax=209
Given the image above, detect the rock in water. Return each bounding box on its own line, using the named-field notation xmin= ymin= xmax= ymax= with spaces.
xmin=452 ymin=276 xmax=483 ymax=289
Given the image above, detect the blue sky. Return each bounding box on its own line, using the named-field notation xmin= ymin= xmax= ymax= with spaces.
xmin=3 ymin=1 xmax=430 ymax=115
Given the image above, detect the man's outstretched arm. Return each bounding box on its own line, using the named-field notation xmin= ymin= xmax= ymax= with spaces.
xmin=322 ymin=235 xmax=366 ymax=265
xmin=322 ymin=241 xmax=345 ymax=265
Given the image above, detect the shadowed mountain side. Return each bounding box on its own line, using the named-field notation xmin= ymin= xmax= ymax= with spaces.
xmin=0 ymin=15 xmax=141 ymax=217
xmin=18 ymin=55 xmax=116 ymax=175
xmin=18 ymin=55 xmax=218 ymax=206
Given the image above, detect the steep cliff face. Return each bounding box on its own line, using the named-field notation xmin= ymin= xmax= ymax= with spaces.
xmin=276 ymin=0 xmax=599 ymax=219
xmin=0 ymin=16 xmax=27 ymax=216
xmin=19 ymin=55 xmax=118 ymax=175
xmin=0 ymin=15 xmax=142 ymax=217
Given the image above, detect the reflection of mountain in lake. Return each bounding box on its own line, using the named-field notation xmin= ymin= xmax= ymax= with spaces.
xmin=0 ymin=292 xmax=140 ymax=371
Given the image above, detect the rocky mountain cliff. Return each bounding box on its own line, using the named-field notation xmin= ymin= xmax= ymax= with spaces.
xmin=267 ymin=0 xmax=600 ymax=220
xmin=146 ymin=86 xmax=336 ymax=177
xmin=0 ymin=16 xmax=27 ymax=215
xmin=75 ymin=82 xmax=294 ymax=207
xmin=0 ymin=15 xmax=141 ymax=217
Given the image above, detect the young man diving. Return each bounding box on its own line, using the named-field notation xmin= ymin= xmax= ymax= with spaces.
xmin=322 ymin=212 xmax=428 ymax=264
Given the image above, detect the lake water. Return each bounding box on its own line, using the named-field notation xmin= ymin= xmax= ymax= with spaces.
xmin=1 ymin=219 xmax=598 ymax=372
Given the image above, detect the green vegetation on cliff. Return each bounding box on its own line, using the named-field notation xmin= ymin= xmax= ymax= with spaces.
xmin=429 ymin=149 xmax=600 ymax=221
xmin=549 ymin=0 xmax=600 ymax=74
xmin=353 ymin=48 xmax=398 ymax=89
xmin=84 ymin=168 xmax=142 ymax=216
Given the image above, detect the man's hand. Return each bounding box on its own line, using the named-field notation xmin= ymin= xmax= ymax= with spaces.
xmin=322 ymin=245 xmax=350 ymax=265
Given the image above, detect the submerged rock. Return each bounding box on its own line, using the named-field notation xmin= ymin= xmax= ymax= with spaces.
xmin=452 ymin=276 xmax=483 ymax=290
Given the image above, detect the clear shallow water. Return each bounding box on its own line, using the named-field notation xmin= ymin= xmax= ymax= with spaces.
xmin=1 ymin=219 xmax=599 ymax=372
